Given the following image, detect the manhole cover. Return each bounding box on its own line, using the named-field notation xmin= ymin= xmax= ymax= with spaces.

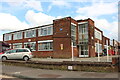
xmin=39 ymin=74 xmax=61 ymax=78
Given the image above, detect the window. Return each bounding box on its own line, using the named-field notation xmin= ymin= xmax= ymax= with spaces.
xmin=95 ymin=43 xmax=102 ymax=53
xmin=6 ymin=49 xmax=16 ymax=54
xmin=81 ymin=45 xmax=88 ymax=55
xmin=71 ymin=23 xmax=76 ymax=46
xmin=4 ymin=34 xmax=12 ymax=41
xmin=24 ymin=42 xmax=36 ymax=51
xmin=38 ymin=40 xmax=53 ymax=51
xmin=16 ymin=49 xmax=29 ymax=52
xmin=78 ymin=23 xmax=88 ymax=43
xmin=24 ymin=29 xmax=36 ymax=38
xmin=38 ymin=26 xmax=53 ymax=36
xmin=95 ymin=29 xmax=102 ymax=40
xmin=13 ymin=32 xmax=22 ymax=40
xmin=13 ymin=43 xmax=22 ymax=49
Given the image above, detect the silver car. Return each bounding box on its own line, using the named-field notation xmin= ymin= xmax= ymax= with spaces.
xmin=0 ymin=48 xmax=33 ymax=61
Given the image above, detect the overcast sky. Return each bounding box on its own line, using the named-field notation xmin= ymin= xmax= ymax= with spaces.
xmin=0 ymin=0 xmax=119 ymax=41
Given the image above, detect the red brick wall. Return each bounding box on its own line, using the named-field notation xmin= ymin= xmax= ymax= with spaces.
xmin=53 ymin=17 xmax=72 ymax=58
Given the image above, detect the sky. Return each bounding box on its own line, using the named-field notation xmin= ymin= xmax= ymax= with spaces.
xmin=0 ymin=0 xmax=119 ymax=41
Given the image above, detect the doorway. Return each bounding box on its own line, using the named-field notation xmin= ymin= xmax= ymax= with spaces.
xmin=79 ymin=45 xmax=89 ymax=57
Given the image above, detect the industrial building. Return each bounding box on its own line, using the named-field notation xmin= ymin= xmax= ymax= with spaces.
xmin=3 ymin=17 xmax=114 ymax=58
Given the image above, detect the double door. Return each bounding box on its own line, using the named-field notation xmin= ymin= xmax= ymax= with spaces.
xmin=79 ymin=45 xmax=89 ymax=57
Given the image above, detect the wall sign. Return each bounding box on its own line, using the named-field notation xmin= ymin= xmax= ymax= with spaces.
xmin=60 ymin=28 xmax=63 ymax=31
xmin=60 ymin=44 xmax=63 ymax=50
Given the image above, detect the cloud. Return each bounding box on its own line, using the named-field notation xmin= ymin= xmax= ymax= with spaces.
xmin=48 ymin=0 xmax=71 ymax=11
xmin=25 ymin=10 xmax=63 ymax=26
xmin=75 ymin=2 xmax=118 ymax=40
xmin=25 ymin=10 xmax=55 ymax=26
xmin=75 ymin=15 xmax=118 ymax=40
xmin=95 ymin=19 xmax=118 ymax=40
xmin=24 ymin=0 xmax=43 ymax=11
xmin=76 ymin=2 xmax=117 ymax=17
xmin=2 ymin=0 xmax=43 ymax=11
xmin=0 ymin=13 xmax=29 ymax=31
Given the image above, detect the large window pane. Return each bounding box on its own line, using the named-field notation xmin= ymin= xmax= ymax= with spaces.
xmin=24 ymin=29 xmax=36 ymax=38
xmin=71 ymin=23 xmax=76 ymax=46
xmin=38 ymin=26 xmax=53 ymax=36
xmin=24 ymin=42 xmax=36 ymax=51
xmin=38 ymin=40 xmax=53 ymax=51
xmin=95 ymin=43 xmax=102 ymax=53
xmin=13 ymin=32 xmax=22 ymax=40
xmin=78 ymin=23 xmax=88 ymax=43
xmin=4 ymin=34 xmax=12 ymax=41
xmin=95 ymin=29 xmax=102 ymax=40
xmin=13 ymin=43 xmax=22 ymax=49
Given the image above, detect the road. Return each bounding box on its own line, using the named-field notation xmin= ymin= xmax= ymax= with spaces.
xmin=1 ymin=64 xmax=119 ymax=79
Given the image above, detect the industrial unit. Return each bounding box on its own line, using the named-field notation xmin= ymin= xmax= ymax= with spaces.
xmin=3 ymin=17 xmax=118 ymax=58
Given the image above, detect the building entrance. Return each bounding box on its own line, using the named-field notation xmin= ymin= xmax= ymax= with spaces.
xmin=79 ymin=45 xmax=89 ymax=57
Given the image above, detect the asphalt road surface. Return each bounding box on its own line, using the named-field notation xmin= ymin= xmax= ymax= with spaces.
xmin=1 ymin=64 xmax=119 ymax=79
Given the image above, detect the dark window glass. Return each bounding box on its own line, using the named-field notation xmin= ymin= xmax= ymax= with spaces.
xmin=16 ymin=49 xmax=29 ymax=52
xmin=6 ymin=49 xmax=16 ymax=54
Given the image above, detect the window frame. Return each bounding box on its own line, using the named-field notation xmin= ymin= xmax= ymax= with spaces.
xmin=24 ymin=42 xmax=36 ymax=51
xmin=95 ymin=29 xmax=102 ymax=40
xmin=13 ymin=32 xmax=23 ymax=40
xmin=24 ymin=29 xmax=36 ymax=38
xmin=38 ymin=40 xmax=53 ymax=51
xmin=4 ymin=34 xmax=12 ymax=41
xmin=13 ymin=43 xmax=22 ymax=49
xmin=78 ymin=23 xmax=88 ymax=43
xmin=38 ymin=25 xmax=53 ymax=37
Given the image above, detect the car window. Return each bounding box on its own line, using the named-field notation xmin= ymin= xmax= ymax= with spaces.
xmin=16 ymin=49 xmax=29 ymax=52
xmin=6 ymin=49 xmax=16 ymax=54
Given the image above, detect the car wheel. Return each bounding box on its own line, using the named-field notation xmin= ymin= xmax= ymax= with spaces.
xmin=2 ymin=56 xmax=7 ymax=61
xmin=23 ymin=56 xmax=29 ymax=61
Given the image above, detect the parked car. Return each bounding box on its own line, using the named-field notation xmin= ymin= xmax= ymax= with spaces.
xmin=0 ymin=48 xmax=33 ymax=61
xmin=0 ymin=52 xmax=3 ymax=55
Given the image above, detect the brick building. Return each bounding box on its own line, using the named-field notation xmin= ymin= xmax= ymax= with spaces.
xmin=3 ymin=17 xmax=110 ymax=58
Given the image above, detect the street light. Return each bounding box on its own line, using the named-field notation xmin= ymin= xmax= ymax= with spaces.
xmin=71 ymin=41 xmax=74 ymax=61
xmin=97 ymin=40 xmax=100 ymax=62
xmin=71 ymin=37 xmax=74 ymax=61
xmin=107 ymin=40 xmax=109 ymax=62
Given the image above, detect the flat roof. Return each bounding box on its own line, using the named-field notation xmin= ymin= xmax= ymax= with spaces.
xmin=3 ymin=24 xmax=53 ymax=34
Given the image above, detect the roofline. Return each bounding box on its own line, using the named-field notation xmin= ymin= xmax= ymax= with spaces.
xmin=53 ymin=16 xmax=71 ymax=21
xmin=103 ymin=35 xmax=110 ymax=40
xmin=77 ymin=18 xmax=94 ymax=23
xmin=3 ymin=24 xmax=53 ymax=35
xmin=94 ymin=27 xmax=103 ymax=33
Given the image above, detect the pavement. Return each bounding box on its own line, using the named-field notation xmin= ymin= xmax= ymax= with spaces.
xmin=0 ymin=75 xmax=24 ymax=80
xmin=31 ymin=55 xmax=119 ymax=62
xmin=2 ymin=64 xmax=119 ymax=79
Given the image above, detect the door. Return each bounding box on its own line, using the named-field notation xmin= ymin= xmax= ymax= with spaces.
xmin=5 ymin=49 xmax=17 ymax=59
xmin=16 ymin=49 xmax=26 ymax=59
xmin=79 ymin=45 xmax=89 ymax=57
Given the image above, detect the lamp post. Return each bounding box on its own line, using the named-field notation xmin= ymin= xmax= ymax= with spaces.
xmin=107 ymin=40 xmax=109 ymax=62
xmin=71 ymin=41 xmax=74 ymax=61
xmin=97 ymin=40 xmax=100 ymax=62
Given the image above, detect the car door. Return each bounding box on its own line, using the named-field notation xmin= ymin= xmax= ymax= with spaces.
xmin=5 ymin=49 xmax=17 ymax=59
xmin=16 ymin=49 xmax=25 ymax=59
